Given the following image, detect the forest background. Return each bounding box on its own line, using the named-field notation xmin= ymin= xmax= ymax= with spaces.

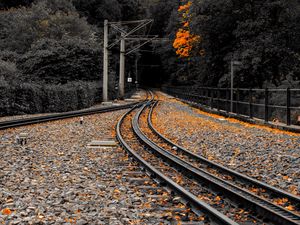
xmin=0 ymin=0 xmax=299 ymax=115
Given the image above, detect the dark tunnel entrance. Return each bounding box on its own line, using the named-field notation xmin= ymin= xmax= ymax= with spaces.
xmin=137 ymin=46 xmax=165 ymax=88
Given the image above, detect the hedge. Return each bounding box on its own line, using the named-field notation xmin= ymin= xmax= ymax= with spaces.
xmin=0 ymin=81 xmax=101 ymax=116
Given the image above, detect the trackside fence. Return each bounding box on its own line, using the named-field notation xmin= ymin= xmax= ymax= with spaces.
xmin=162 ymin=86 xmax=300 ymax=126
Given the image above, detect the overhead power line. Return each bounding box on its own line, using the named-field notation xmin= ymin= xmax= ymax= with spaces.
xmin=102 ymin=19 xmax=168 ymax=101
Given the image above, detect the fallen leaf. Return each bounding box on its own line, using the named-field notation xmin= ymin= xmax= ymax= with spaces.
xmin=285 ymin=205 xmax=295 ymax=211
xmin=1 ymin=208 xmax=12 ymax=215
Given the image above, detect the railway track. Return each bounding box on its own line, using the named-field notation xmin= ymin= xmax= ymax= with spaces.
xmin=117 ymin=93 xmax=239 ymax=225
xmin=0 ymin=93 xmax=146 ymax=130
xmin=116 ymin=91 xmax=300 ymax=225
xmin=2 ymin=89 xmax=299 ymax=224
xmin=148 ymin=101 xmax=300 ymax=207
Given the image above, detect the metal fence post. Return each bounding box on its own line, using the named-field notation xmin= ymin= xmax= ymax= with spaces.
xmin=210 ymin=89 xmax=213 ymax=108
xmin=186 ymin=87 xmax=190 ymax=101
xmin=265 ymin=88 xmax=269 ymax=123
xmin=217 ymin=89 xmax=220 ymax=111
xmin=205 ymin=88 xmax=208 ymax=106
xmin=226 ymin=89 xmax=229 ymax=112
xmin=287 ymin=88 xmax=291 ymax=126
xmin=249 ymin=89 xmax=253 ymax=118
xmin=236 ymin=88 xmax=240 ymax=115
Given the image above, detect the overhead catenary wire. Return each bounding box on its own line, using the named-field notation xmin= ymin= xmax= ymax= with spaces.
xmin=108 ymin=19 xmax=154 ymax=49
xmin=108 ymin=19 xmax=152 ymax=25
xmin=103 ymin=19 xmax=169 ymax=100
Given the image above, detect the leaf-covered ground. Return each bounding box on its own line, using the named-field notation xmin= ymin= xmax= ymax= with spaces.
xmin=0 ymin=108 xmax=181 ymax=224
xmin=0 ymin=100 xmax=132 ymax=123
xmin=153 ymin=93 xmax=300 ymax=196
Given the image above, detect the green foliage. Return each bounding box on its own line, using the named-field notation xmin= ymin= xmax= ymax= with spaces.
xmin=0 ymin=0 xmax=34 ymax=9
xmin=72 ymin=0 xmax=144 ymax=25
xmin=0 ymin=0 xmax=106 ymax=115
xmin=0 ymin=0 xmax=100 ymax=85
xmin=230 ymin=0 xmax=300 ymax=87
xmin=0 ymin=81 xmax=100 ymax=115
xmin=148 ymin=0 xmax=179 ymax=36
xmin=3 ymin=0 xmax=299 ymax=116
xmin=153 ymin=0 xmax=300 ymax=88
xmin=73 ymin=0 xmax=122 ymax=25
xmin=147 ymin=0 xmax=180 ymax=84
xmin=118 ymin=0 xmax=143 ymax=20
xmin=0 ymin=59 xmax=21 ymax=83
xmin=0 ymin=0 xmax=96 ymax=54
xmin=19 ymin=38 xmax=101 ymax=83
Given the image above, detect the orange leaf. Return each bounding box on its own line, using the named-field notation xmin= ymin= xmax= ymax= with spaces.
xmin=282 ymin=175 xmax=289 ymax=180
xmin=285 ymin=205 xmax=295 ymax=211
xmin=215 ymin=196 xmax=221 ymax=201
xmin=2 ymin=208 xmax=12 ymax=215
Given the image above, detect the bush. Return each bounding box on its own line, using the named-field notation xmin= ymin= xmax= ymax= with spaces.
xmin=0 ymin=58 xmax=21 ymax=83
xmin=0 ymin=81 xmax=101 ymax=116
xmin=0 ymin=0 xmax=96 ymax=54
xmin=18 ymin=38 xmax=102 ymax=84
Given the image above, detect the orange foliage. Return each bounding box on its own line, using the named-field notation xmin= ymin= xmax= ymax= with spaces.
xmin=173 ymin=1 xmax=201 ymax=58
xmin=178 ymin=1 xmax=192 ymax=12
xmin=183 ymin=21 xmax=189 ymax=27
xmin=285 ymin=205 xmax=295 ymax=211
xmin=173 ymin=29 xmax=200 ymax=57
xmin=1 ymin=208 xmax=12 ymax=215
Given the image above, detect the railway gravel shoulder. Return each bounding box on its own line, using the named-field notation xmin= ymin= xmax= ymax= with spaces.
xmin=0 ymin=91 xmax=146 ymax=130
xmin=153 ymin=92 xmax=300 ymax=196
xmin=0 ymin=108 xmax=184 ymax=224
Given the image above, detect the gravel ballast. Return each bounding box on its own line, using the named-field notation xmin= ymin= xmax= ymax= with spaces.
xmin=0 ymin=100 xmax=139 ymax=123
xmin=0 ymin=109 xmax=182 ymax=224
xmin=153 ymin=93 xmax=300 ymax=196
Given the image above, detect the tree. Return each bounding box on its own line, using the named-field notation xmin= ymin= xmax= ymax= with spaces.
xmin=157 ymin=0 xmax=300 ymax=88
xmin=73 ymin=0 xmax=122 ymax=25
xmin=0 ymin=0 xmax=96 ymax=54
xmin=232 ymin=0 xmax=300 ymax=87
xmin=173 ymin=1 xmax=201 ymax=58
xmin=19 ymin=38 xmax=101 ymax=83
xmin=0 ymin=0 xmax=34 ymax=9
xmin=117 ymin=0 xmax=144 ymax=21
xmin=0 ymin=0 xmax=100 ymax=83
xmin=148 ymin=0 xmax=179 ymax=36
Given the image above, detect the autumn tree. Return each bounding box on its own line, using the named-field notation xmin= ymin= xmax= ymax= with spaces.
xmin=151 ymin=0 xmax=300 ymax=88
xmin=173 ymin=1 xmax=200 ymax=58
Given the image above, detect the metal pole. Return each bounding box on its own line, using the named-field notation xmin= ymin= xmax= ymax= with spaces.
xmin=226 ymin=89 xmax=229 ymax=112
xmin=210 ymin=89 xmax=213 ymax=109
xmin=265 ymin=88 xmax=269 ymax=123
xmin=103 ymin=20 xmax=109 ymax=102
xmin=287 ymin=88 xmax=291 ymax=126
xmin=249 ymin=89 xmax=253 ymax=118
xmin=135 ymin=57 xmax=138 ymax=90
xmin=217 ymin=89 xmax=220 ymax=111
xmin=236 ymin=88 xmax=240 ymax=114
xmin=119 ymin=34 xmax=125 ymax=99
xmin=230 ymin=60 xmax=234 ymax=112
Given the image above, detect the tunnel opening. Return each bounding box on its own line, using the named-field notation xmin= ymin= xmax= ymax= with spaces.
xmin=137 ymin=45 xmax=166 ymax=88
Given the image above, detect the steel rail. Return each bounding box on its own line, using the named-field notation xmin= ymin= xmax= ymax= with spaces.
xmin=132 ymin=101 xmax=300 ymax=225
xmin=0 ymin=99 xmax=145 ymax=130
xmin=116 ymin=99 xmax=238 ymax=225
xmin=148 ymin=101 xmax=300 ymax=204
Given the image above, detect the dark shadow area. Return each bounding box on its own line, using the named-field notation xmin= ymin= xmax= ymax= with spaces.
xmin=138 ymin=46 xmax=166 ymax=88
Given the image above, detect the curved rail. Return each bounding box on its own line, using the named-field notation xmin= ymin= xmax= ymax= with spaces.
xmin=132 ymin=101 xmax=300 ymax=225
xmin=0 ymin=98 xmax=145 ymax=130
xmin=148 ymin=101 xmax=300 ymax=205
xmin=116 ymin=98 xmax=238 ymax=225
